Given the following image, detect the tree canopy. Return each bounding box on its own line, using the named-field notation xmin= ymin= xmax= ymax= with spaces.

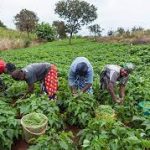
xmin=0 ymin=20 xmax=6 ymax=28
xmin=14 ymin=9 xmax=39 ymax=37
xmin=55 ymin=0 xmax=97 ymax=44
xmin=88 ymin=24 xmax=103 ymax=37
xmin=53 ymin=21 xmax=67 ymax=39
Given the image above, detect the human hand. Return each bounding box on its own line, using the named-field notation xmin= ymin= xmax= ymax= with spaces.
xmin=115 ymin=97 xmax=124 ymax=104
xmin=78 ymin=91 xmax=83 ymax=96
xmin=119 ymin=98 xmax=124 ymax=104
xmin=20 ymin=93 xmax=28 ymax=99
xmin=73 ymin=93 xmax=78 ymax=98
xmin=115 ymin=98 xmax=120 ymax=103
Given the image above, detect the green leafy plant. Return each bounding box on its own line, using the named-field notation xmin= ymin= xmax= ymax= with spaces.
xmin=0 ymin=101 xmax=21 ymax=150
xmin=28 ymin=129 xmax=76 ymax=150
xmin=65 ymin=94 xmax=97 ymax=127
xmin=35 ymin=22 xmax=55 ymax=42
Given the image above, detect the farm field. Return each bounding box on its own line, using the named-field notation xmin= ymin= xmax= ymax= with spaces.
xmin=0 ymin=39 xmax=150 ymax=149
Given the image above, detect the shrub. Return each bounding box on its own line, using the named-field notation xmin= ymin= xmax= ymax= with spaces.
xmin=35 ymin=22 xmax=55 ymax=42
xmin=23 ymin=39 xmax=31 ymax=48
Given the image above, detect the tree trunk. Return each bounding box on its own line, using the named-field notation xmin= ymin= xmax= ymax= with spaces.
xmin=69 ymin=32 xmax=72 ymax=45
xmin=27 ymin=31 xmax=30 ymax=39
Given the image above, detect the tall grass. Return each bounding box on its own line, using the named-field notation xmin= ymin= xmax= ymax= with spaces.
xmin=87 ymin=30 xmax=150 ymax=45
xmin=0 ymin=27 xmax=37 ymax=50
xmin=0 ymin=38 xmax=24 ymax=50
xmin=0 ymin=27 xmax=36 ymax=39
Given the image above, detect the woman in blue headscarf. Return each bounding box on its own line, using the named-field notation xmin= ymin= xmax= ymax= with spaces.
xmin=68 ymin=57 xmax=94 ymax=97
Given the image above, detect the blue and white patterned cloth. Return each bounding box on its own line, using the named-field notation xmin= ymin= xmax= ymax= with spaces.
xmin=74 ymin=75 xmax=93 ymax=94
xmin=68 ymin=57 xmax=93 ymax=94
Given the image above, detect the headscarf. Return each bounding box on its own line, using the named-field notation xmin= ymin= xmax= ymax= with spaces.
xmin=123 ymin=63 xmax=135 ymax=73
xmin=76 ymin=62 xmax=88 ymax=76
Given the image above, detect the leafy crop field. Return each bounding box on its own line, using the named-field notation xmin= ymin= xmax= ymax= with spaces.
xmin=0 ymin=39 xmax=150 ymax=149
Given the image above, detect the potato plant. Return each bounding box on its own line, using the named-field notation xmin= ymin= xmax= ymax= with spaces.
xmin=0 ymin=101 xmax=21 ymax=150
xmin=28 ymin=129 xmax=76 ymax=150
xmin=65 ymin=94 xmax=97 ymax=127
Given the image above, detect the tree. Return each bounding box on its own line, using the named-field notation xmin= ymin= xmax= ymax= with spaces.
xmin=88 ymin=24 xmax=103 ymax=37
xmin=52 ymin=21 xmax=67 ymax=39
xmin=125 ymin=29 xmax=131 ymax=37
xmin=14 ymin=9 xmax=39 ymax=38
xmin=107 ymin=30 xmax=114 ymax=36
xmin=0 ymin=20 xmax=6 ymax=28
xmin=117 ymin=27 xmax=125 ymax=36
xmin=35 ymin=22 xmax=55 ymax=42
xmin=55 ymin=0 xmax=97 ymax=44
xmin=131 ymin=26 xmax=144 ymax=32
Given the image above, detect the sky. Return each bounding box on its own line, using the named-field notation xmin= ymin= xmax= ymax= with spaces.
xmin=0 ymin=0 xmax=150 ymax=35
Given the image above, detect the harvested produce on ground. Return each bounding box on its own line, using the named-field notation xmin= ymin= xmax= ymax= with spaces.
xmin=23 ymin=113 xmax=47 ymax=126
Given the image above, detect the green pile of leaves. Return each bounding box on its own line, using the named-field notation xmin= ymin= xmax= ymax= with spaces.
xmin=64 ymin=94 xmax=97 ymax=127
xmin=16 ymin=94 xmax=64 ymax=130
xmin=28 ymin=128 xmax=76 ymax=150
xmin=22 ymin=112 xmax=47 ymax=126
xmin=0 ymin=101 xmax=21 ymax=150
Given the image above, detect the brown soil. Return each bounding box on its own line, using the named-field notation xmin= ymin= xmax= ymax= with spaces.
xmin=65 ymin=124 xmax=81 ymax=146
xmin=11 ymin=139 xmax=29 ymax=150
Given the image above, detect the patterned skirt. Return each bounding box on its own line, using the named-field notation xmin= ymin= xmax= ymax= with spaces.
xmin=44 ymin=64 xmax=58 ymax=99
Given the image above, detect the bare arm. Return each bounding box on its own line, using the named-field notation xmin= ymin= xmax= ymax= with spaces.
xmin=27 ymin=83 xmax=34 ymax=93
xmin=107 ymin=82 xmax=117 ymax=102
xmin=17 ymin=83 xmax=34 ymax=100
xmin=68 ymin=69 xmax=77 ymax=95
xmin=81 ymin=83 xmax=92 ymax=93
xmin=70 ymin=85 xmax=77 ymax=95
xmin=119 ymin=84 xmax=125 ymax=101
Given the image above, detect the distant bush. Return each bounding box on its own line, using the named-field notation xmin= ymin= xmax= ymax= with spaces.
xmin=23 ymin=39 xmax=31 ymax=48
xmin=0 ymin=20 xmax=6 ymax=28
xmin=35 ymin=22 xmax=55 ymax=42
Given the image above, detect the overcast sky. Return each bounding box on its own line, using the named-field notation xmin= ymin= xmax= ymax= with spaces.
xmin=0 ymin=0 xmax=149 ymax=35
